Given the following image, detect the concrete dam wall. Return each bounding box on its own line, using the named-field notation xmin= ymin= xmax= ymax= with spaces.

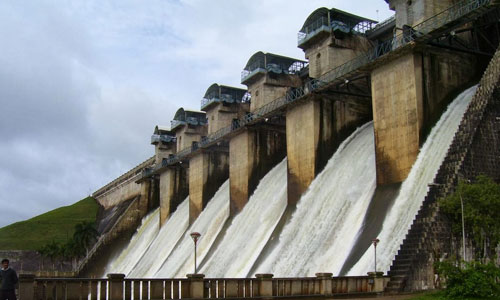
xmin=87 ymin=0 xmax=500 ymax=291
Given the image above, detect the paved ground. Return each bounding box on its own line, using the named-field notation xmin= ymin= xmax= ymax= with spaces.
xmin=339 ymin=294 xmax=418 ymax=300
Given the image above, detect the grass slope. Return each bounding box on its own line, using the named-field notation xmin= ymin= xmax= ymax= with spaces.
xmin=0 ymin=197 xmax=99 ymax=250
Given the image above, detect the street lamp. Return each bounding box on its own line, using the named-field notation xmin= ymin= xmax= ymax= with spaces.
xmin=372 ymin=238 xmax=380 ymax=273
xmin=190 ymin=232 xmax=201 ymax=274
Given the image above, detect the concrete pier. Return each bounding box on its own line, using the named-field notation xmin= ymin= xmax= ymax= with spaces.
xmin=286 ymin=95 xmax=371 ymax=204
xmin=162 ymin=108 xmax=208 ymax=225
xmin=229 ymin=127 xmax=286 ymax=215
xmin=372 ymin=49 xmax=479 ymax=185
xmin=159 ymin=165 xmax=189 ymax=226
xmin=189 ymin=150 xmax=229 ymax=224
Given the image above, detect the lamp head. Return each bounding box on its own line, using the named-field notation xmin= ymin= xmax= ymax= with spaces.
xmin=190 ymin=232 xmax=201 ymax=243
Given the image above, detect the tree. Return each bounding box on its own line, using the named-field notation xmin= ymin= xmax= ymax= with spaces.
xmin=440 ymin=175 xmax=500 ymax=260
xmin=43 ymin=240 xmax=61 ymax=269
xmin=73 ymin=221 xmax=99 ymax=256
xmin=62 ymin=238 xmax=85 ymax=269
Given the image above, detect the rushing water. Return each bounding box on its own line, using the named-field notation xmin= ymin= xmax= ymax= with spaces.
xmin=105 ymin=208 xmax=160 ymax=276
xmin=105 ymin=86 xmax=475 ymax=278
xmin=200 ymin=159 xmax=288 ymax=277
xmin=253 ymin=123 xmax=376 ymax=276
xmin=346 ymin=85 xmax=476 ymax=275
xmin=128 ymin=198 xmax=189 ymax=277
xmin=155 ymin=180 xmax=230 ymax=277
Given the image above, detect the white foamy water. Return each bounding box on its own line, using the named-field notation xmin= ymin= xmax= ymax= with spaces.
xmin=201 ymin=159 xmax=288 ymax=277
xmin=155 ymin=180 xmax=230 ymax=278
xmin=128 ymin=198 xmax=189 ymax=277
xmin=254 ymin=123 xmax=376 ymax=276
xmin=347 ymin=85 xmax=476 ymax=275
xmin=105 ymin=208 xmax=160 ymax=276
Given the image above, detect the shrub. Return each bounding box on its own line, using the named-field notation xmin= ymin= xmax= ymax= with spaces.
xmin=436 ymin=260 xmax=500 ymax=299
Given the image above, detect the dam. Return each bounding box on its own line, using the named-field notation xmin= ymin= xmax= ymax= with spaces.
xmin=21 ymin=0 xmax=500 ymax=298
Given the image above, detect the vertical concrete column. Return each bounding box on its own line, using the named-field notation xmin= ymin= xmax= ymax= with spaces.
xmin=371 ymin=53 xmax=423 ymax=185
xmin=18 ymin=274 xmax=35 ymax=300
xmin=367 ymin=272 xmax=385 ymax=292
xmin=229 ymin=130 xmax=255 ymax=215
xmin=107 ymin=273 xmax=125 ymax=300
xmin=229 ymin=128 xmax=286 ymax=215
xmin=189 ymin=151 xmax=229 ymax=224
xmin=159 ymin=166 xmax=188 ymax=226
xmin=286 ymin=100 xmax=320 ymax=204
xmin=255 ymin=274 xmax=274 ymax=297
xmin=138 ymin=180 xmax=151 ymax=215
xmin=315 ymin=273 xmax=333 ymax=296
xmin=187 ymin=274 xmax=205 ymax=298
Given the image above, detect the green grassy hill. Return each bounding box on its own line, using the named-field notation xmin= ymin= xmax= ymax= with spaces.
xmin=0 ymin=197 xmax=99 ymax=250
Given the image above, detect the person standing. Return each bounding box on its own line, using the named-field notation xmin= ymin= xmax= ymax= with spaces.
xmin=0 ymin=259 xmax=18 ymax=300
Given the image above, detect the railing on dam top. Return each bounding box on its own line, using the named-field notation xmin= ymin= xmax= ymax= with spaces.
xmin=19 ymin=273 xmax=389 ymax=300
xmin=144 ymin=0 xmax=494 ymax=176
xmin=94 ymin=156 xmax=155 ymax=199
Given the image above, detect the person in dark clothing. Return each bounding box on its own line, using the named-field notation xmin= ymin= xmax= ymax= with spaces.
xmin=0 ymin=259 xmax=18 ymax=300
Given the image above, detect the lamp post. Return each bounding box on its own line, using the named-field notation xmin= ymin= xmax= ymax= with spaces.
xmin=190 ymin=232 xmax=201 ymax=274
xmin=459 ymin=179 xmax=471 ymax=262
xmin=429 ymin=182 xmax=467 ymax=262
xmin=372 ymin=238 xmax=380 ymax=273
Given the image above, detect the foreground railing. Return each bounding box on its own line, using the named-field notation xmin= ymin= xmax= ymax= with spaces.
xmin=19 ymin=273 xmax=389 ymax=300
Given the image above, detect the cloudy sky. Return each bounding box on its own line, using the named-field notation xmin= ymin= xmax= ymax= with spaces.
xmin=0 ymin=0 xmax=393 ymax=227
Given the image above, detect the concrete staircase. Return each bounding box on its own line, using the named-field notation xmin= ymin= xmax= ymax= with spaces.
xmin=385 ymin=44 xmax=500 ymax=292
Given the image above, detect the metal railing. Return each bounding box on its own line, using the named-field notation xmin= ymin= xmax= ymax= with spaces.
xmin=241 ymin=61 xmax=307 ymax=83
xmin=151 ymin=134 xmax=176 ymax=144
xmin=201 ymin=94 xmax=247 ymax=110
xmin=147 ymin=0 xmax=493 ymax=176
xmin=93 ymin=156 xmax=155 ymax=198
xmin=170 ymin=119 xmax=186 ymax=130
xmin=369 ymin=15 xmax=396 ymax=32
xmin=298 ymin=16 xmax=331 ymax=46
xmin=298 ymin=17 xmax=376 ymax=46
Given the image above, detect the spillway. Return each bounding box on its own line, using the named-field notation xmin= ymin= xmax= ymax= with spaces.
xmin=105 ymin=208 xmax=160 ymax=276
xmin=200 ymin=159 xmax=288 ymax=277
xmin=155 ymin=180 xmax=230 ymax=278
xmin=128 ymin=198 xmax=189 ymax=277
xmin=346 ymin=85 xmax=476 ymax=275
xmin=253 ymin=122 xmax=377 ymax=276
xmin=104 ymin=86 xmax=475 ymax=279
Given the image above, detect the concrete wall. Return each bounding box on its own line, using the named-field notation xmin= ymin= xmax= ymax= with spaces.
xmin=371 ymin=53 xmax=424 ymax=185
xmin=79 ymin=180 xmax=151 ymax=276
xmin=95 ymin=175 xmax=143 ymax=209
xmin=247 ymin=74 xmax=302 ymax=112
xmin=229 ymin=128 xmax=286 ymax=215
xmin=206 ymin=102 xmax=249 ymax=134
xmin=188 ymin=150 xmax=229 ymax=224
xmin=372 ymin=49 xmax=479 ymax=185
xmin=304 ymin=35 xmax=372 ymax=79
xmin=286 ymin=95 xmax=371 ymax=204
xmin=154 ymin=143 xmax=175 ymax=165
xmin=386 ymin=46 xmax=500 ymax=292
xmin=175 ymin=125 xmax=207 ymax=152
xmin=388 ymin=0 xmax=455 ymax=28
xmin=93 ymin=157 xmax=155 ymax=208
xmin=159 ymin=166 xmax=189 ymax=226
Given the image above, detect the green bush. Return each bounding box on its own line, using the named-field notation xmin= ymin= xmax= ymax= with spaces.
xmin=436 ymin=260 xmax=500 ymax=299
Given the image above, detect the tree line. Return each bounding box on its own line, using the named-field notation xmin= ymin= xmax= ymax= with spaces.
xmin=37 ymin=221 xmax=99 ymax=270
